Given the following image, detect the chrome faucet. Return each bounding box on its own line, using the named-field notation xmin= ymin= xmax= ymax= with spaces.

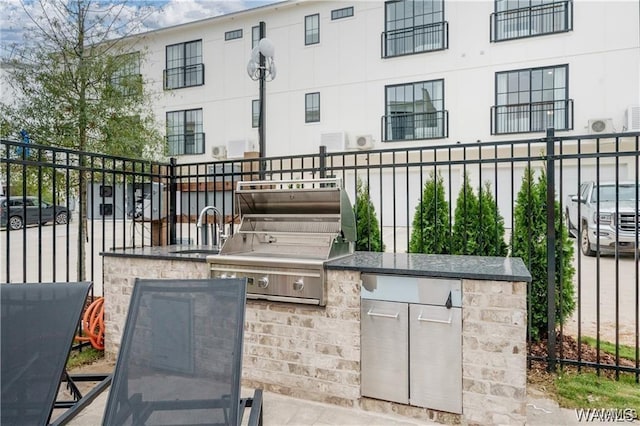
xmin=196 ymin=206 xmax=226 ymax=247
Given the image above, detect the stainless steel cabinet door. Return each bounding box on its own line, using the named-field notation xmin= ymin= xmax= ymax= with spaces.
xmin=409 ymin=304 xmax=462 ymax=413
xmin=361 ymin=299 xmax=409 ymax=404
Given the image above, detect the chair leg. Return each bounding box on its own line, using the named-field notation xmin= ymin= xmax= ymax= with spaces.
xmin=247 ymin=389 xmax=263 ymax=426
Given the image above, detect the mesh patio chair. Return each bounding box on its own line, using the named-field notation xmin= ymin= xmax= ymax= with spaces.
xmin=0 ymin=282 xmax=91 ymax=426
xmin=103 ymin=278 xmax=263 ymax=426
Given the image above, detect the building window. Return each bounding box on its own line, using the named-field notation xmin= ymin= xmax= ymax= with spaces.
xmin=166 ymin=109 xmax=204 ymax=155
xmin=305 ymin=14 xmax=320 ymax=45
xmin=164 ymin=40 xmax=204 ymax=90
xmin=490 ymin=0 xmax=573 ymax=42
xmin=383 ymin=79 xmax=447 ymax=141
xmin=225 ymin=29 xmax=243 ymax=40
xmin=382 ymin=0 xmax=448 ymax=58
xmin=332 ymin=6 xmax=354 ymax=20
xmin=252 ymin=100 xmax=260 ymax=128
xmin=252 ymin=26 xmax=260 ymax=48
xmin=110 ymin=52 xmax=141 ymax=96
xmin=305 ymin=93 xmax=320 ymax=123
xmin=491 ymin=65 xmax=573 ymax=134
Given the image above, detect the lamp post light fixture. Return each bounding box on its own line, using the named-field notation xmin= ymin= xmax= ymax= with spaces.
xmin=247 ymin=21 xmax=276 ymax=162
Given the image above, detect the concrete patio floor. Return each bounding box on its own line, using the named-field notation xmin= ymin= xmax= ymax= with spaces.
xmin=51 ymin=374 xmax=593 ymax=426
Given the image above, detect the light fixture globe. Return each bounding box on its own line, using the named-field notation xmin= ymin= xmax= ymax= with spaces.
xmin=258 ymin=38 xmax=275 ymax=59
xmin=246 ymin=60 xmax=258 ymax=79
xmin=246 ymin=39 xmax=277 ymax=81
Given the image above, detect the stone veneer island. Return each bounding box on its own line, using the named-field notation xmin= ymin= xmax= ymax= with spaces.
xmin=102 ymin=248 xmax=531 ymax=425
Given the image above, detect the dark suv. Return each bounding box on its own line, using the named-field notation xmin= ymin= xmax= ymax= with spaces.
xmin=0 ymin=196 xmax=71 ymax=230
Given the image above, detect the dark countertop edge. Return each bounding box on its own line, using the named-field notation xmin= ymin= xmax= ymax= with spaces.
xmin=326 ymin=263 xmax=532 ymax=282
xmin=102 ymin=252 xmax=207 ymax=262
xmin=325 ymin=252 xmax=533 ymax=283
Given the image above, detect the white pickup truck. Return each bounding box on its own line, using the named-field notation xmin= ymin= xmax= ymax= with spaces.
xmin=566 ymin=181 xmax=640 ymax=256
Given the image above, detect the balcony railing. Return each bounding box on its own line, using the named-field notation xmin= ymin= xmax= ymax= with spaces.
xmin=490 ymin=0 xmax=572 ymax=42
xmin=381 ymin=21 xmax=448 ymax=58
xmin=491 ymin=99 xmax=573 ymax=135
xmin=381 ymin=110 xmax=448 ymax=141
xmin=166 ymin=132 xmax=205 ymax=156
xmin=163 ymin=64 xmax=205 ymax=90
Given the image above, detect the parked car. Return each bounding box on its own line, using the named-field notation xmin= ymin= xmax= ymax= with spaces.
xmin=0 ymin=196 xmax=71 ymax=230
xmin=566 ymin=181 xmax=639 ymax=256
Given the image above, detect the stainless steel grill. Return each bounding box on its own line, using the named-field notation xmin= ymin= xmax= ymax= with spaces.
xmin=208 ymin=178 xmax=356 ymax=306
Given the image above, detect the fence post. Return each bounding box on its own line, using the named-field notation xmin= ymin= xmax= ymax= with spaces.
xmin=168 ymin=158 xmax=177 ymax=245
xmin=319 ymin=145 xmax=327 ymax=179
xmin=546 ymin=127 xmax=557 ymax=371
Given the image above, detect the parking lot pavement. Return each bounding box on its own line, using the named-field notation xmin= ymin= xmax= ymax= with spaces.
xmin=564 ymin=240 xmax=639 ymax=346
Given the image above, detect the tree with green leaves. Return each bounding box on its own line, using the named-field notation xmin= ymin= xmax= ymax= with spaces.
xmin=354 ymin=178 xmax=384 ymax=252
xmin=0 ymin=0 xmax=163 ymax=281
xmin=512 ymin=167 xmax=575 ymax=341
xmin=409 ymin=171 xmax=450 ymax=254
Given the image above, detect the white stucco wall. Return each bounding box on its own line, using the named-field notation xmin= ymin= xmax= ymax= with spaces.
xmin=127 ymin=0 xmax=639 ymax=163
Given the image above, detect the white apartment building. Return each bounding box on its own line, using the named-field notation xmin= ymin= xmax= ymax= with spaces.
xmin=127 ymin=0 xmax=640 ymax=163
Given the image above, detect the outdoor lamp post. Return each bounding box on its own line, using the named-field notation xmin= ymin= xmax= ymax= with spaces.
xmin=246 ymin=21 xmax=276 ymax=162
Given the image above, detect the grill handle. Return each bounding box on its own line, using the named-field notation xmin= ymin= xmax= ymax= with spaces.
xmin=236 ymin=178 xmax=343 ymax=191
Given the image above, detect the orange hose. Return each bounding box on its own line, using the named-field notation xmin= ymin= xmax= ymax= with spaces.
xmin=75 ymin=297 xmax=105 ymax=350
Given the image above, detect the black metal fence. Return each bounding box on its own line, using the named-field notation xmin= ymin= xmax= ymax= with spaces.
xmin=2 ymin=132 xmax=639 ymax=379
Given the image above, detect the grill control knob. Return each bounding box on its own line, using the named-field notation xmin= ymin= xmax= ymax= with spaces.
xmin=293 ymin=279 xmax=304 ymax=292
xmin=221 ymin=272 xmax=236 ymax=279
xmin=258 ymin=276 xmax=269 ymax=288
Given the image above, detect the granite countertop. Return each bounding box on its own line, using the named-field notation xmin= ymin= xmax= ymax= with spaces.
xmin=102 ymin=246 xmax=532 ymax=282
xmin=325 ymin=252 xmax=532 ymax=282
xmin=101 ymin=245 xmax=220 ymax=262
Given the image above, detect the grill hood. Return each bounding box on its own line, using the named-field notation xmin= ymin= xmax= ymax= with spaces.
xmin=219 ymin=178 xmax=356 ymax=260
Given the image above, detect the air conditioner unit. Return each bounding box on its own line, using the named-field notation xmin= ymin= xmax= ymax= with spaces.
xmin=351 ymin=135 xmax=373 ymax=150
xmin=226 ymin=139 xmax=256 ymax=158
xmin=211 ymin=145 xmax=227 ymax=160
xmin=320 ymin=132 xmax=347 ymax=152
xmin=626 ymin=106 xmax=640 ymax=131
xmin=588 ymin=118 xmax=613 ymax=134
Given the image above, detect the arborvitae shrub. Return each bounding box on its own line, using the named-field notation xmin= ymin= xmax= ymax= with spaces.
xmin=409 ymin=171 xmax=450 ymax=254
xmin=512 ymin=167 xmax=576 ymax=341
xmin=477 ymin=181 xmax=508 ymax=257
xmin=354 ymin=178 xmax=385 ymax=252
xmin=451 ymin=173 xmax=479 ymax=255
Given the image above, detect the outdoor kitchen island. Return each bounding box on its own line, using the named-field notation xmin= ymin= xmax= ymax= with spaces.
xmin=102 ymin=249 xmax=531 ymax=425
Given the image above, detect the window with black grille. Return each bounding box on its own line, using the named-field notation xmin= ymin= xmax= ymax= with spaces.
xmin=383 ymin=80 xmax=447 ymax=141
xmin=490 ymin=0 xmax=573 ymax=42
xmin=164 ymin=40 xmax=204 ymax=90
xmin=305 ymin=93 xmax=320 ymax=123
xmin=382 ymin=0 xmax=447 ymax=58
xmin=225 ymin=29 xmax=243 ymax=41
xmin=492 ymin=65 xmax=573 ymax=134
xmin=331 ymin=6 xmax=354 ymax=20
xmin=305 ymin=14 xmax=320 ymax=45
xmin=166 ymin=109 xmax=205 ymax=155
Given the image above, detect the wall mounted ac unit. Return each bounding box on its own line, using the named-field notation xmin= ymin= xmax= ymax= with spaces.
xmin=588 ymin=118 xmax=613 ymax=134
xmin=352 ymin=135 xmax=373 ymax=150
xmin=211 ymin=145 xmax=227 ymax=159
xmin=226 ymin=139 xmax=256 ymax=158
xmin=320 ymin=132 xmax=347 ymax=152
xmin=626 ymin=106 xmax=640 ymax=131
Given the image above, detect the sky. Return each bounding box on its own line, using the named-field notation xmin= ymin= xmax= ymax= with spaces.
xmin=0 ymin=0 xmax=279 ymax=59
